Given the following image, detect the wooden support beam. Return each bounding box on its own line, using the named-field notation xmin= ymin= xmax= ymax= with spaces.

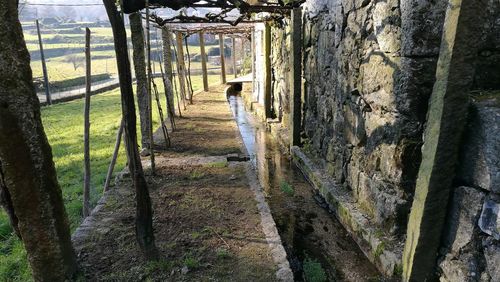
xmin=161 ymin=26 xmax=176 ymax=124
xmin=263 ymin=23 xmax=272 ymax=118
xmin=219 ymin=33 xmax=227 ymax=84
xmin=290 ymin=7 xmax=302 ymax=148
xmin=103 ymin=0 xmax=157 ymax=259
xmin=104 ymin=119 xmax=124 ymax=192
xmin=402 ymin=0 xmax=486 ymax=280
xmin=145 ymin=3 xmax=155 ymax=173
xmin=199 ymin=31 xmax=209 ymax=91
xmin=175 ymin=31 xmax=187 ymax=109
xmin=162 ymin=27 xmax=173 ymax=82
xmin=35 ymin=19 xmax=51 ymax=105
xmin=184 ymin=36 xmax=194 ymax=104
xmin=83 ymin=27 xmax=91 ymax=218
xmin=232 ymin=37 xmax=237 ymax=78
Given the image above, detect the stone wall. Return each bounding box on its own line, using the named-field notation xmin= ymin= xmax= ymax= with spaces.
xmin=255 ymin=0 xmax=499 ymax=278
xmin=268 ymin=0 xmax=446 ymax=238
xmin=261 ymin=0 xmax=447 ymax=276
xmin=438 ymin=2 xmax=500 ymax=280
xmin=438 ymin=94 xmax=500 ymax=282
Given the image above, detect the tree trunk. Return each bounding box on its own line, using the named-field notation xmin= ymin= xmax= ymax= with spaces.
xmin=103 ymin=0 xmax=157 ymax=260
xmin=0 ymin=160 xmax=20 ymax=238
xmin=0 ymin=1 xmax=78 ymax=280
xmin=129 ymin=12 xmax=150 ymax=150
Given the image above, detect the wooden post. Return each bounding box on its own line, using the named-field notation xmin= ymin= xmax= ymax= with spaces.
xmin=402 ymin=0 xmax=485 ymax=280
xmin=290 ymin=8 xmax=302 ymax=148
xmin=264 ymin=23 xmax=272 ymax=118
xmin=199 ymin=31 xmax=209 ymax=91
xmin=219 ymin=33 xmax=226 ymax=84
xmin=184 ymin=36 xmax=194 ymax=104
xmin=175 ymin=31 xmax=187 ymax=109
xmin=103 ymin=0 xmax=157 ymax=259
xmin=82 ymin=27 xmax=91 ymax=217
xmin=145 ymin=3 xmax=155 ymax=173
xmin=232 ymin=37 xmax=237 ymax=78
xmin=35 ymin=19 xmax=51 ymax=105
xmin=162 ymin=27 xmax=173 ymax=82
xmin=161 ymin=27 xmax=176 ymax=122
xmin=104 ymin=119 xmax=124 ymax=192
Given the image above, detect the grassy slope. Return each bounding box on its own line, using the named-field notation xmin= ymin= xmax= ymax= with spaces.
xmin=0 ymin=75 xmax=221 ymax=280
xmin=26 ymin=25 xmax=221 ymax=83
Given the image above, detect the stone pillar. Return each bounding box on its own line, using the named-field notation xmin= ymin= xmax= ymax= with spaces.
xmin=219 ymin=33 xmax=226 ymax=84
xmin=251 ymin=30 xmax=256 ymax=97
xmin=232 ymin=37 xmax=237 ymax=78
xmin=402 ymin=0 xmax=486 ymax=280
xmin=264 ymin=23 xmax=272 ymax=118
xmin=290 ymin=7 xmax=302 ymax=148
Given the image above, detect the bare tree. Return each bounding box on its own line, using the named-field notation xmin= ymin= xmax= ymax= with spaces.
xmin=0 ymin=0 xmax=78 ymax=280
xmin=129 ymin=12 xmax=151 ymax=150
xmin=103 ymin=0 xmax=157 ymax=259
xmin=64 ymin=54 xmax=85 ymax=71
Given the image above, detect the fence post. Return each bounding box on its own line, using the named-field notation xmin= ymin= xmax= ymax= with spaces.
xmin=83 ymin=27 xmax=91 ymax=217
xmin=36 ymin=19 xmax=51 ymax=105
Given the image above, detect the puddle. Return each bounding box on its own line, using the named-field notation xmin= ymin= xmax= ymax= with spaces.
xmin=228 ymin=96 xmax=381 ymax=281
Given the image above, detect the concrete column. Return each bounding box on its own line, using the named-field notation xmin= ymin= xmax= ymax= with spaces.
xmin=402 ymin=0 xmax=486 ymax=280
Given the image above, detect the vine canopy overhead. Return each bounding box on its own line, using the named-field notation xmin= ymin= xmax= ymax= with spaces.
xmin=122 ymin=0 xmax=303 ymax=14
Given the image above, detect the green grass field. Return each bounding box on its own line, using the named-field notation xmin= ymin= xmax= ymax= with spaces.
xmin=0 ymin=74 xmax=221 ymax=280
xmin=25 ymin=24 xmax=224 ymax=84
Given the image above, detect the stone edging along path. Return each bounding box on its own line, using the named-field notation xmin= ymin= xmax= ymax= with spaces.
xmin=71 ymin=85 xmax=294 ymax=280
xmin=244 ymin=164 xmax=294 ymax=281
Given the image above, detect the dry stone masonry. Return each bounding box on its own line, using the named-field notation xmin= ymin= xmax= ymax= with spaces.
xmin=244 ymin=0 xmax=500 ymax=279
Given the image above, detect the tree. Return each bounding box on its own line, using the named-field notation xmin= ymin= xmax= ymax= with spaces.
xmin=129 ymin=12 xmax=151 ymax=150
xmin=63 ymin=54 xmax=85 ymax=71
xmin=102 ymin=0 xmax=157 ymax=259
xmin=0 ymin=0 xmax=78 ymax=280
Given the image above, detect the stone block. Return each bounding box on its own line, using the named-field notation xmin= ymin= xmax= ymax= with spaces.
xmin=395 ymin=57 xmax=438 ymax=120
xmin=458 ymin=99 xmax=500 ymax=193
xmin=359 ymin=53 xmax=400 ymax=111
xmin=439 ymin=252 xmax=479 ymax=282
xmin=400 ymin=0 xmax=447 ymax=56
xmin=478 ymin=194 xmax=500 ymax=240
xmin=443 ymin=186 xmax=486 ymax=254
xmin=344 ymin=102 xmax=366 ymax=146
xmin=483 ymin=237 xmax=500 ymax=281
xmin=372 ymin=0 xmax=401 ymax=53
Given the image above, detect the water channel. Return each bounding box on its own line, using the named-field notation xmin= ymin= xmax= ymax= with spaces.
xmin=228 ymin=95 xmax=381 ymax=281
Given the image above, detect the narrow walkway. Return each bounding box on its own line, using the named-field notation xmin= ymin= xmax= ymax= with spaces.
xmin=37 ymin=73 xmax=164 ymax=105
xmin=72 ymin=85 xmax=291 ymax=281
xmin=37 ymin=76 xmax=119 ymax=105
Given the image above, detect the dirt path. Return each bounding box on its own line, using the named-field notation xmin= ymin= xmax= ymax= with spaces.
xmin=73 ymin=85 xmax=290 ymax=281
